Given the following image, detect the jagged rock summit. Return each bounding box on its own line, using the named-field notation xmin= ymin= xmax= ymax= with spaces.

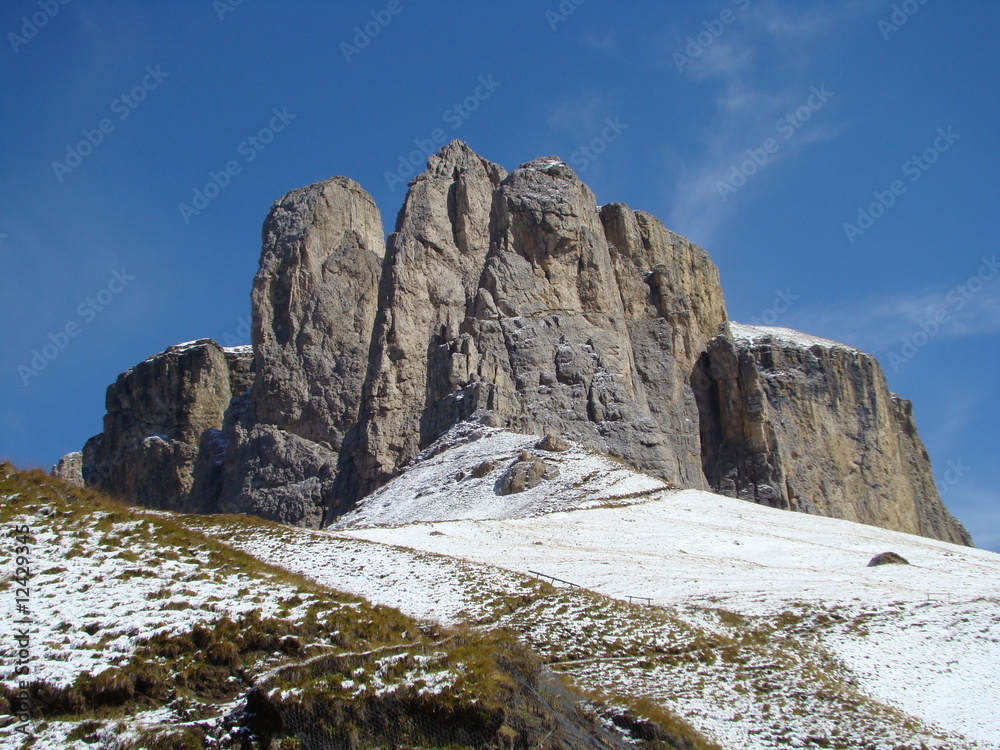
xmin=58 ymin=141 xmax=972 ymax=546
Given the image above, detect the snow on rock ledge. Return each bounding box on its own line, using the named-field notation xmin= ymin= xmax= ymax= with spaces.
xmin=729 ymin=322 xmax=859 ymax=352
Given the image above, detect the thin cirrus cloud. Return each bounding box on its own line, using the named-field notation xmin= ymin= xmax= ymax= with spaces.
xmin=779 ymin=280 xmax=1000 ymax=355
xmin=545 ymin=96 xmax=613 ymax=141
xmin=664 ymin=2 xmax=874 ymax=244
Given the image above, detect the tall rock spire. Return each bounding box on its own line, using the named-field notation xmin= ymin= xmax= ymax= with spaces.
xmin=218 ymin=176 xmax=385 ymax=527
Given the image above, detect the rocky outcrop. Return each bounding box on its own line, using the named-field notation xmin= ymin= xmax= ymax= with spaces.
xmin=497 ymin=450 xmax=560 ymax=495
xmin=250 ymin=177 xmax=385 ymax=449
xmin=342 ymin=151 xmax=727 ymax=515
xmin=693 ymin=325 xmax=971 ymax=545
xmin=60 ymin=141 xmax=972 ymax=546
xmin=77 ymin=340 xmax=252 ymax=511
xmin=215 ymin=177 xmax=386 ymax=526
xmin=692 ymin=334 xmax=787 ymax=509
xmin=51 ymin=451 xmax=84 ymax=486
xmin=340 ymin=142 xmax=507 ymax=508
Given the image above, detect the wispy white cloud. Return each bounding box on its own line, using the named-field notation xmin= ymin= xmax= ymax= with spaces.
xmin=545 ymin=95 xmax=613 ymax=141
xmin=775 ymin=276 xmax=1000 ymax=355
xmin=664 ymin=1 xmax=878 ymax=244
xmin=754 ymin=1 xmax=872 ymax=39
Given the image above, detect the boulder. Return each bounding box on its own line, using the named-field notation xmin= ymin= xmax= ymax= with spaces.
xmin=868 ymin=552 xmax=911 ymax=567
xmin=535 ymin=435 xmax=571 ymax=453
xmin=497 ymin=451 xmax=561 ymax=495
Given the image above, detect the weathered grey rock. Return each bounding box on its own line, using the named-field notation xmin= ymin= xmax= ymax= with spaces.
xmin=535 ymin=435 xmax=571 ymax=453
xmin=694 ymin=325 xmax=972 ymax=545
xmin=344 ymin=151 xmax=727 ymax=510
xmin=597 ymin=202 xmax=729 ymax=486
xmin=691 ymin=334 xmax=787 ymax=508
xmin=471 ymin=460 xmax=496 ymax=478
xmin=343 ymin=142 xmax=507 ymax=507
xmin=251 ymin=177 xmax=385 ymax=450
xmin=51 ymin=451 xmax=84 ymax=486
xmin=81 ymin=339 xmax=251 ymax=511
xmin=497 ymin=451 xmax=560 ymax=495
xmin=219 ymin=420 xmax=335 ymax=528
xmin=215 ymin=176 xmax=385 ymax=526
xmin=64 ymin=141 xmax=972 ymax=547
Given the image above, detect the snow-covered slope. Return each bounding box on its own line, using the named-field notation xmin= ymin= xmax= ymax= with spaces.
xmin=4 ymin=465 xmax=686 ymax=750
xmin=334 ymin=423 xmax=667 ymax=527
xmin=330 ymin=427 xmax=1000 ymax=748
xmin=8 ymin=425 xmax=998 ymax=750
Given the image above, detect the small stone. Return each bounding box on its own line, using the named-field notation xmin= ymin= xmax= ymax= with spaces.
xmin=471 ymin=460 xmax=495 ymax=478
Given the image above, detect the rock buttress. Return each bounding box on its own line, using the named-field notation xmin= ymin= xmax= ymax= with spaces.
xmin=694 ymin=325 xmax=972 ymax=545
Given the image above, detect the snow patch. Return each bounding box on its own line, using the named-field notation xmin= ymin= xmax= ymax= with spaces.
xmin=729 ymin=322 xmax=858 ymax=352
xmin=335 ymin=424 xmax=666 ymax=528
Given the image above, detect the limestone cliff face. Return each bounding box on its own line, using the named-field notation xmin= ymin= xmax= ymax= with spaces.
xmin=78 ymin=340 xmax=252 ymax=511
xmin=217 ymin=177 xmax=386 ymax=527
xmin=341 ymin=153 xmax=728 ymax=511
xmin=250 ymin=176 xmax=385 ymax=449
xmin=693 ymin=325 xmax=971 ymax=545
xmin=340 ymin=142 xmax=507 ymax=507
xmin=56 ymin=141 xmax=972 ymax=545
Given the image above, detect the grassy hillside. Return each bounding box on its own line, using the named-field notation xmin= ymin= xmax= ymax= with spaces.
xmin=0 ymin=463 xmax=716 ymax=749
xmin=193 ymin=513 xmax=979 ymax=750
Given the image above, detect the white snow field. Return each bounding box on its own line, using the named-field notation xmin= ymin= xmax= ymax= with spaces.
xmin=6 ymin=426 xmax=997 ymax=749
xmin=324 ymin=425 xmax=1000 ymax=749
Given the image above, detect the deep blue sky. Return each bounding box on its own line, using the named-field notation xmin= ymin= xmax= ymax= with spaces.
xmin=1 ymin=1 xmax=997 ymax=549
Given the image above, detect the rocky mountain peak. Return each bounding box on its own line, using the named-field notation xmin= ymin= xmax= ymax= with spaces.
xmin=59 ymin=140 xmax=972 ymax=546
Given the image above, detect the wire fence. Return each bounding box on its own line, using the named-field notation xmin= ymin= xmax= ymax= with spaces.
xmin=528 ymin=570 xmax=654 ymax=606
